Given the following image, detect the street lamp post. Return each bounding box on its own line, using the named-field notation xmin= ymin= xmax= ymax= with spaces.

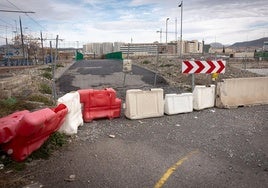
xmin=179 ymin=1 xmax=183 ymax=58
xmin=166 ymin=18 xmax=169 ymax=44
xmin=156 ymin=28 xmax=162 ymax=43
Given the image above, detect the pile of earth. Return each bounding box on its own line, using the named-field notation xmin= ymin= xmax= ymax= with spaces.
xmin=132 ymin=56 xmax=264 ymax=91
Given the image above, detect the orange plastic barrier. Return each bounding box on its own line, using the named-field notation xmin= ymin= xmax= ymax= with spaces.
xmin=2 ymin=104 xmax=67 ymax=162
xmin=78 ymin=88 xmax=121 ymax=122
xmin=0 ymin=110 xmax=29 ymax=144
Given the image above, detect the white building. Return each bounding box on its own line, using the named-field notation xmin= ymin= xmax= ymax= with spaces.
xmin=114 ymin=42 xmax=125 ymax=52
xmin=102 ymin=42 xmax=113 ymax=54
xmin=185 ymin=40 xmax=203 ymax=53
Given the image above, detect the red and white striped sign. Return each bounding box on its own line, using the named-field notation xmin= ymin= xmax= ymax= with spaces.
xmin=182 ymin=60 xmax=226 ymax=74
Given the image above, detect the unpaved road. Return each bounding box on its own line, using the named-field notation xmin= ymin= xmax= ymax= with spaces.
xmin=8 ymin=60 xmax=268 ymax=187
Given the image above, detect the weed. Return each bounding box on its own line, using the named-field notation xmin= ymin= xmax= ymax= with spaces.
xmin=40 ymin=67 xmax=52 ymax=72
xmin=159 ymin=64 xmax=173 ymax=67
xmin=41 ymin=72 xmax=52 ymax=80
xmin=56 ymin=64 xmax=64 ymax=68
xmin=0 ymin=98 xmax=35 ymax=117
xmin=27 ymin=95 xmax=54 ymax=106
xmin=39 ymin=83 xmax=52 ymax=94
xmin=142 ymin=60 xmax=151 ymax=64
xmin=29 ymin=132 xmax=68 ymax=160
xmin=0 ymin=132 xmax=68 ymax=172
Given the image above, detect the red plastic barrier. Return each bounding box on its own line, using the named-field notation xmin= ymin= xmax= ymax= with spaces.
xmin=2 ymin=104 xmax=67 ymax=162
xmin=78 ymin=88 xmax=121 ymax=122
xmin=0 ymin=110 xmax=29 ymax=144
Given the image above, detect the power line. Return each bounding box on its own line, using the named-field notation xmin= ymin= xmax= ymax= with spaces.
xmin=0 ymin=24 xmax=14 ymax=28
xmin=0 ymin=9 xmax=35 ymax=13
xmin=6 ymin=0 xmax=46 ymax=30
xmin=0 ymin=18 xmax=13 ymax=27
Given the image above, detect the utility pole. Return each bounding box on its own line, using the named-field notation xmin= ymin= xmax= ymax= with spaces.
xmin=179 ymin=1 xmax=183 ymax=58
xmin=40 ymin=31 xmax=45 ymax=64
xmin=6 ymin=38 xmax=10 ymax=66
xmin=55 ymin=35 xmax=58 ymax=63
xmin=175 ymin=17 xmax=178 ymax=54
xmin=19 ymin=16 xmax=25 ymax=64
xmin=50 ymin=37 xmax=58 ymax=101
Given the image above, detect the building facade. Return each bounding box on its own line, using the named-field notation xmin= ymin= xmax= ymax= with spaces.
xmin=120 ymin=43 xmax=158 ymax=56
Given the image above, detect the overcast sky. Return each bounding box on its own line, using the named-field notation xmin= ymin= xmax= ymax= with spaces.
xmin=0 ymin=0 xmax=267 ymax=47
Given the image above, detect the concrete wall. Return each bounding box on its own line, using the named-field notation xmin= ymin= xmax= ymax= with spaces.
xmin=216 ymin=77 xmax=268 ymax=108
xmin=0 ymin=75 xmax=32 ymax=98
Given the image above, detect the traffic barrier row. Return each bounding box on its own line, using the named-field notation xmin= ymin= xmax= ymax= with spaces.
xmin=124 ymin=85 xmax=215 ymax=119
xmin=1 ymin=77 xmax=265 ymax=161
xmin=0 ymin=84 xmax=223 ymax=161
xmin=0 ymin=104 xmax=67 ymax=161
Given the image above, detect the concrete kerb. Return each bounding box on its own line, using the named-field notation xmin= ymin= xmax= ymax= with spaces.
xmin=54 ymin=61 xmax=76 ymax=81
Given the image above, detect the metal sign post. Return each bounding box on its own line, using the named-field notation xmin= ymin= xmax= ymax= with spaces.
xmin=154 ymin=43 xmax=159 ymax=86
xmin=192 ymin=74 xmax=195 ymax=92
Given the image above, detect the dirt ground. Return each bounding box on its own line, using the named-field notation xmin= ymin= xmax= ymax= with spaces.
xmin=132 ymin=57 xmax=267 ymax=90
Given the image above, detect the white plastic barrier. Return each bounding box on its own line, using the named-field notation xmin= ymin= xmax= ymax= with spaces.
xmin=125 ymin=88 xmax=164 ymax=119
xmin=216 ymin=77 xmax=268 ymax=108
xmin=193 ymin=85 xmax=215 ymax=110
xmin=164 ymin=93 xmax=193 ymax=115
xmin=57 ymin=91 xmax=83 ymax=135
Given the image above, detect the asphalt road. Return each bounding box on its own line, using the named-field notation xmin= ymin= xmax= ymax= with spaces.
xmin=57 ymin=59 xmax=178 ymax=99
xmin=25 ymin=59 xmax=267 ymax=188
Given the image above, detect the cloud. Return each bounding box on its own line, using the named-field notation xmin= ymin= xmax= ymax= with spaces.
xmin=0 ymin=0 xmax=267 ymax=46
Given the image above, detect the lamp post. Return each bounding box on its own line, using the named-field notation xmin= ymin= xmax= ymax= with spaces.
xmin=156 ymin=28 xmax=162 ymax=43
xmin=179 ymin=1 xmax=183 ymax=58
xmin=166 ymin=18 xmax=169 ymax=44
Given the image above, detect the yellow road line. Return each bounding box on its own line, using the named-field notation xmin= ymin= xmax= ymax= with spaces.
xmin=154 ymin=150 xmax=199 ymax=188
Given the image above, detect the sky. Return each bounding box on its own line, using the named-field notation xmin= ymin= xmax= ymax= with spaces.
xmin=0 ymin=0 xmax=268 ymax=47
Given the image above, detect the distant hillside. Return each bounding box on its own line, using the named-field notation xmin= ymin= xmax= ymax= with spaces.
xmin=209 ymin=42 xmax=223 ymax=48
xmin=229 ymin=37 xmax=268 ymax=48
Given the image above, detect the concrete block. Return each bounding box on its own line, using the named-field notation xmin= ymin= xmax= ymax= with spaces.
xmin=125 ymin=88 xmax=164 ymax=119
xmin=57 ymin=91 xmax=83 ymax=135
xmin=216 ymin=77 xmax=268 ymax=108
xmin=164 ymin=93 xmax=193 ymax=115
xmin=193 ymin=85 xmax=215 ymax=110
